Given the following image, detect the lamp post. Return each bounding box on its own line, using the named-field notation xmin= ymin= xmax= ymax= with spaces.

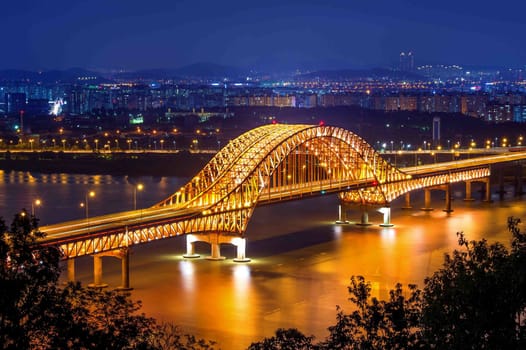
xmin=80 ymin=191 xmax=95 ymax=232
xmin=133 ymin=184 xmax=144 ymax=210
xmin=31 ymin=199 xmax=41 ymax=216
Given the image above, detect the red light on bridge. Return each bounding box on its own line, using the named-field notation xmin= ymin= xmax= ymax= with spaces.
xmin=272 ymin=120 xmax=277 ymax=124
xmin=319 ymin=120 xmax=325 ymax=126
xmin=372 ymin=180 xmax=378 ymax=186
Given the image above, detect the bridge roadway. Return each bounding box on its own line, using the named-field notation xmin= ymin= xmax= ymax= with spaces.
xmin=40 ymin=151 xmax=526 ymax=246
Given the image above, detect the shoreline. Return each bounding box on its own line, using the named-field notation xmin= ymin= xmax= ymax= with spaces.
xmin=0 ymin=151 xmax=213 ymax=177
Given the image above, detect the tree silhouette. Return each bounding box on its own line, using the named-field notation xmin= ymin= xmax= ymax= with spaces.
xmin=0 ymin=210 xmax=215 ymax=349
xmin=251 ymin=216 xmax=526 ymax=349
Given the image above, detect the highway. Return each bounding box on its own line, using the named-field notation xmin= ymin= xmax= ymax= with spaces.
xmin=40 ymin=205 xmax=202 ymax=244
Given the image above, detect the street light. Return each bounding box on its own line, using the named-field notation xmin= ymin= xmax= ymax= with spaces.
xmin=80 ymin=191 xmax=95 ymax=232
xmin=133 ymin=183 xmax=144 ymax=210
xmin=31 ymin=199 xmax=41 ymax=216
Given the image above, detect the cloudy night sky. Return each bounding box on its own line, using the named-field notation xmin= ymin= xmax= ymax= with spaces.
xmin=1 ymin=0 xmax=525 ymax=71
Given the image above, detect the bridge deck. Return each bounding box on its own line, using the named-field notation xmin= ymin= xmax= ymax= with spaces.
xmin=39 ymin=151 xmax=526 ymax=248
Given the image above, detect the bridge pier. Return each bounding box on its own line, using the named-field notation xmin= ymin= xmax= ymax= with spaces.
xmin=335 ymin=204 xmax=350 ymax=224
xmin=496 ymin=169 xmax=506 ymax=199
xmin=402 ymin=193 xmax=412 ymax=209
xmin=183 ymin=234 xmax=200 ymax=258
xmin=514 ymin=165 xmax=524 ymax=196
xmin=420 ymin=189 xmax=434 ymax=211
xmin=184 ymin=233 xmax=250 ymax=261
xmin=232 ymin=237 xmax=251 ymax=263
xmin=88 ymin=255 xmax=109 ymax=289
xmin=115 ymin=248 xmax=132 ymax=291
xmin=482 ymin=178 xmax=492 ymax=202
xmin=443 ymin=184 xmax=453 ymax=213
xmin=206 ymin=233 xmax=226 ymax=261
xmin=378 ymin=207 xmax=394 ymax=227
xmin=85 ymin=248 xmax=131 ymax=290
xmin=464 ymin=181 xmax=475 ymax=201
xmin=67 ymin=258 xmax=75 ymax=283
xmin=356 ymin=205 xmax=372 ymax=226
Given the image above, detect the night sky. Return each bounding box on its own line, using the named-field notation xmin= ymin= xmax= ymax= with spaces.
xmin=2 ymin=0 xmax=525 ymax=71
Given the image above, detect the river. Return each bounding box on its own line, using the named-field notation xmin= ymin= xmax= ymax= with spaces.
xmin=0 ymin=170 xmax=523 ymax=349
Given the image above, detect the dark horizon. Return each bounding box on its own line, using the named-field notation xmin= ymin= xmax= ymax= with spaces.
xmin=0 ymin=61 xmax=523 ymax=77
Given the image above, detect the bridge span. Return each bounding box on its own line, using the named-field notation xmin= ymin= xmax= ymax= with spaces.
xmin=39 ymin=124 xmax=526 ymax=289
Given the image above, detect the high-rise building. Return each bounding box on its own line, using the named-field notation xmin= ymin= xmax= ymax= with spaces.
xmin=513 ymin=105 xmax=526 ymax=123
xmin=5 ymin=92 xmax=26 ymax=114
xmin=399 ymin=51 xmax=414 ymax=72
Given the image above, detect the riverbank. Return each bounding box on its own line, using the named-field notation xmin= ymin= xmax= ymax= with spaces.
xmin=0 ymin=151 xmax=213 ymax=177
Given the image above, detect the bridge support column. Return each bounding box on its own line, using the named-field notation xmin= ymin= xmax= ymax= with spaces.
xmin=496 ymin=169 xmax=506 ymax=199
xmin=88 ymin=255 xmax=108 ymax=289
xmin=402 ymin=193 xmax=412 ymax=209
xmin=207 ymin=234 xmax=226 ymax=261
xmin=464 ymin=181 xmax=474 ymax=201
xmin=483 ymin=178 xmax=492 ymax=202
xmin=356 ymin=205 xmax=372 ymax=226
xmin=514 ymin=165 xmax=524 ymax=196
xmin=116 ymin=248 xmax=132 ymax=291
xmin=378 ymin=207 xmax=394 ymax=227
xmin=232 ymin=237 xmax=251 ymax=263
xmin=443 ymin=184 xmax=453 ymax=213
xmin=420 ymin=189 xmax=433 ymax=211
xmin=183 ymin=234 xmax=200 ymax=258
xmin=335 ymin=204 xmax=350 ymax=224
xmin=67 ymin=258 xmax=75 ymax=283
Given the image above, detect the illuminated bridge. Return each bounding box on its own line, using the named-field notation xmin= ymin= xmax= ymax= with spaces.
xmin=39 ymin=124 xmax=526 ymax=288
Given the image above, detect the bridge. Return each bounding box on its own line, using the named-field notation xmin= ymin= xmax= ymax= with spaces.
xmin=39 ymin=124 xmax=526 ymax=289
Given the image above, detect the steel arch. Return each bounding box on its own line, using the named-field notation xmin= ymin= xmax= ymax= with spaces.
xmin=155 ymin=124 xmax=407 ymax=235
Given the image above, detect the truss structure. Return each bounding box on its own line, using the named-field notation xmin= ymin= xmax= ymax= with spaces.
xmin=42 ymin=124 xmax=496 ymax=258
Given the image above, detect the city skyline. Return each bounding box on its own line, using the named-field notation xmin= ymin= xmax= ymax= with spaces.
xmin=2 ymin=0 xmax=525 ymax=71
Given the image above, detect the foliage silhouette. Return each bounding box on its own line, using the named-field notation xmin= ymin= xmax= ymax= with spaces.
xmin=250 ymin=216 xmax=526 ymax=350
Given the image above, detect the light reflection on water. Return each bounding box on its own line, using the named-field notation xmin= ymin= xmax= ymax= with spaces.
xmin=1 ymin=171 xmax=525 ymax=349
xmin=179 ymin=260 xmax=195 ymax=293
xmin=0 ymin=170 xmax=186 ymax=224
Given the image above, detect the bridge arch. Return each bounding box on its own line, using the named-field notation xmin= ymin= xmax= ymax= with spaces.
xmin=156 ymin=124 xmax=408 ymax=236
